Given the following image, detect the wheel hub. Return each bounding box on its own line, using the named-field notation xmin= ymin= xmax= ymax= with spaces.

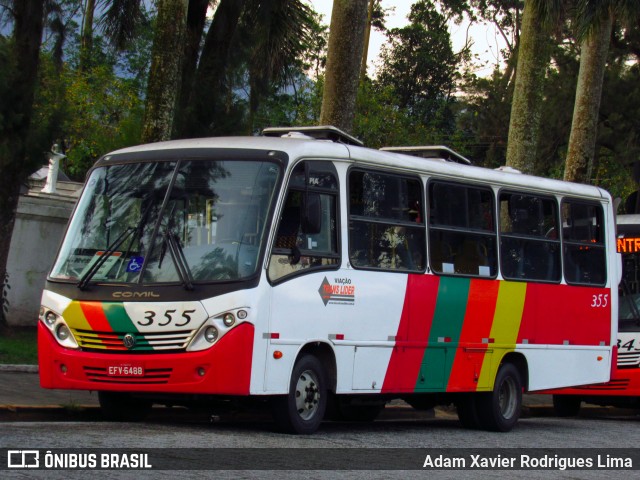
xmin=295 ymin=369 xmax=320 ymax=420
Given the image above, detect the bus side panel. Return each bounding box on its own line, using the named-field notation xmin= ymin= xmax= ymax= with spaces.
xmin=381 ymin=274 xmax=439 ymax=393
xmin=381 ymin=277 xmax=614 ymax=394
xmin=522 ymin=346 xmax=611 ymax=391
xmin=446 ymin=278 xmax=499 ymax=391
xmin=519 ymin=283 xmax=611 ymax=346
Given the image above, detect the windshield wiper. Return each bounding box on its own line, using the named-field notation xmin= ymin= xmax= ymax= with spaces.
xmin=77 ymin=227 xmax=135 ymax=290
xmin=163 ymin=231 xmax=194 ymax=290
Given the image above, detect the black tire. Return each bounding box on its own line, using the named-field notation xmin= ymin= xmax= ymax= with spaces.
xmin=455 ymin=394 xmax=482 ymax=429
xmin=98 ymin=392 xmax=152 ymax=422
xmin=271 ymin=355 xmax=327 ymax=434
xmin=476 ymin=363 xmax=523 ymax=432
xmin=552 ymin=395 xmax=582 ymax=417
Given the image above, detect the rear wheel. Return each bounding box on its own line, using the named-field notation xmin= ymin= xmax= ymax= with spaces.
xmin=552 ymin=395 xmax=582 ymax=417
xmin=476 ymin=363 xmax=522 ymax=432
xmin=98 ymin=392 xmax=152 ymax=422
xmin=271 ymin=355 xmax=327 ymax=434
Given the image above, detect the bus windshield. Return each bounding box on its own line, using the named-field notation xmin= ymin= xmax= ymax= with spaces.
xmin=50 ymin=159 xmax=281 ymax=285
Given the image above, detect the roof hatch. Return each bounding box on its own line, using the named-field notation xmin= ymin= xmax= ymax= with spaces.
xmin=380 ymin=145 xmax=472 ymax=165
xmin=262 ymin=125 xmax=364 ymax=147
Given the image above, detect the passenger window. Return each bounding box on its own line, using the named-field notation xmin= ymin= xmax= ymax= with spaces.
xmin=268 ymin=161 xmax=339 ymax=282
xmin=428 ymin=181 xmax=497 ymax=277
xmin=499 ymin=193 xmax=561 ymax=282
xmin=348 ymin=169 xmax=425 ymax=272
xmin=562 ymin=201 xmax=606 ymax=286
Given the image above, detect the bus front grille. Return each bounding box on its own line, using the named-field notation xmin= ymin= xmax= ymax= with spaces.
xmin=617 ymin=351 xmax=640 ymax=368
xmin=72 ymin=329 xmax=196 ymax=353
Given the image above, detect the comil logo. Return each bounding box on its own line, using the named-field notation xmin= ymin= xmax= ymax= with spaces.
xmin=8 ymin=450 xmax=39 ymax=468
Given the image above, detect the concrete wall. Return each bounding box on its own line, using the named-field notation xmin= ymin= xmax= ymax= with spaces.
xmin=6 ymin=181 xmax=81 ymax=326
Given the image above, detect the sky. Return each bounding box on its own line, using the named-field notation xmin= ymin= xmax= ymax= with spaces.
xmin=309 ymin=0 xmax=507 ymax=77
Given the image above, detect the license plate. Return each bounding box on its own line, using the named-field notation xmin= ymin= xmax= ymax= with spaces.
xmin=106 ymin=364 xmax=144 ymax=376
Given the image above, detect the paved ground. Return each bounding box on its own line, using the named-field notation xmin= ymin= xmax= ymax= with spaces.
xmin=0 ymin=365 xmax=553 ymax=413
xmin=0 ymin=366 xmax=99 ymax=408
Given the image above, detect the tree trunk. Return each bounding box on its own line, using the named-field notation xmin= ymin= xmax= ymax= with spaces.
xmin=174 ymin=0 xmax=210 ymax=136
xmin=563 ymin=13 xmax=612 ymax=184
xmin=181 ymin=0 xmax=246 ymax=138
xmin=0 ymin=0 xmax=46 ymax=329
xmin=141 ymin=0 xmax=189 ymax=143
xmin=79 ymin=0 xmax=96 ymax=72
xmin=359 ymin=0 xmax=375 ymax=80
xmin=505 ymin=1 xmax=551 ymax=174
xmin=320 ymin=0 xmax=368 ymax=134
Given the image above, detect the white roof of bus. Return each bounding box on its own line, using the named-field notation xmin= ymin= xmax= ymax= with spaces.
xmin=106 ymin=135 xmax=610 ymax=202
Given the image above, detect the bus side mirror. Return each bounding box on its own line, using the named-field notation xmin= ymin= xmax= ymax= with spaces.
xmin=301 ymin=193 xmax=322 ymax=235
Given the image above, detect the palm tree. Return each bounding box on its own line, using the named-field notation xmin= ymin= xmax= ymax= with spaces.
xmin=245 ymin=0 xmax=315 ymax=133
xmin=181 ymin=0 xmax=317 ymax=137
xmin=141 ymin=0 xmax=188 ymax=143
xmin=320 ymin=0 xmax=369 ymax=133
xmin=505 ymin=0 xmax=559 ymax=174
xmin=79 ymin=0 xmax=146 ymax=71
xmin=564 ymin=0 xmax=640 ymax=184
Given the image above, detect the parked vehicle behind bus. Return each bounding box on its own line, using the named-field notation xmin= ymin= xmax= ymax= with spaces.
xmin=38 ymin=126 xmax=618 ymax=433
xmin=551 ymin=214 xmax=640 ymax=415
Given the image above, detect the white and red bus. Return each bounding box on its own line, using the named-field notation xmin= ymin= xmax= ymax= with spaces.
xmin=38 ymin=126 xmax=618 ymax=433
xmin=551 ymin=214 xmax=640 ymax=415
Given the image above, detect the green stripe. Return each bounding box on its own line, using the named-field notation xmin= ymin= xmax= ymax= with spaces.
xmin=103 ymin=303 xmax=138 ymax=332
xmin=416 ymin=276 xmax=470 ymax=391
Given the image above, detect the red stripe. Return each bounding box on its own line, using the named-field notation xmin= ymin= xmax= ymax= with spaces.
xmin=447 ymin=279 xmax=499 ymax=392
xmin=382 ymin=275 xmax=439 ymax=393
xmin=80 ymin=301 xmax=113 ymax=332
xmin=519 ymin=284 xmax=611 ymax=345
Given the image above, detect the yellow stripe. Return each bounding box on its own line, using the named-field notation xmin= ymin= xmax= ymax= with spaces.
xmin=477 ymin=282 xmax=527 ymax=388
xmin=62 ymin=302 xmax=107 ymax=350
xmin=62 ymin=301 xmax=92 ymax=330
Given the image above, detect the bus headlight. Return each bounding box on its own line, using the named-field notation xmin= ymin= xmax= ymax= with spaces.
xmin=39 ymin=305 xmax=79 ymax=350
xmin=204 ymin=326 xmax=219 ymax=343
xmin=56 ymin=324 xmax=71 ymax=341
xmin=223 ymin=313 xmax=235 ymax=327
xmin=45 ymin=311 xmax=58 ymax=326
xmin=187 ymin=308 xmax=250 ymax=352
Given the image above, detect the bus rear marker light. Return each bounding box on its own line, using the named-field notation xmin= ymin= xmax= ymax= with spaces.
xmin=273 ymin=351 xmax=283 ymax=359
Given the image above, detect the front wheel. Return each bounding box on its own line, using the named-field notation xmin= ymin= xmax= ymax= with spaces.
xmin=476 ymin=363 xmax=522 ymax=432
xmin=271 ymin=355 xmax=327 ymax=434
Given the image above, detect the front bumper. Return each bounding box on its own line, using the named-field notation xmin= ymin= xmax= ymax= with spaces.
xmin=38 ymin=321 xmax=255 ymax=395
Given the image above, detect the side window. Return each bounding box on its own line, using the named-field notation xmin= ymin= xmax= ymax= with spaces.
xmin=562 ymin=201 xmax=606 ymax=286
xmin=268 ymin=161 xmax=339 ymax=282
xmin=428 ymin=181 xmax=497 ymax=277
xmin=499 ymin=192 xmax=561 ymax=282
xmin=348 ymin=169 xmax=425 ymax=272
